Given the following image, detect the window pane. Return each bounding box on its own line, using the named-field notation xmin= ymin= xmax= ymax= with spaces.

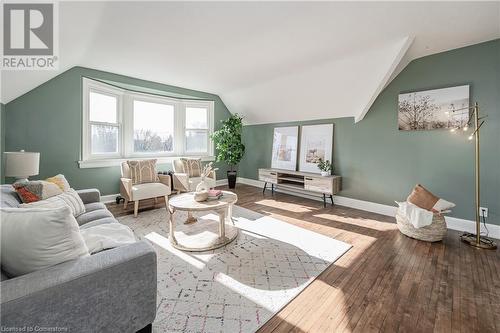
xmin=89 ymin=91 xmax=117 ymax=123
xmin=134 ymin=100 xmax=174 ymax=153
xmin=186 ymin=107 xmax=208 ymax=129
xmin=186 ymin=130 xmax=208 ymax=153
xmin=91 ymin=124 xmax=118 ymax=154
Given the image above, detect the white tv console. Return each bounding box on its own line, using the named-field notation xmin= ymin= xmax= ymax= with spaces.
xmin=258 ymin=168 xmax=342 ymax=207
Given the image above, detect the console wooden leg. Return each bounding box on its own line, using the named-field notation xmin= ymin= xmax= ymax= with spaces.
xmin=263 ymin=182 xmax=267 ymax=194
xmin=323 ymin=193 xmax=326 ymax=208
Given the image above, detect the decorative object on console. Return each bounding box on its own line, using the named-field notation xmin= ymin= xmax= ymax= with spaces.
xmin=271 ymin=126 xmax=299 ymax=171
xmin=317 ymin=158 xmax=333 ymax=176
xmin=4 ymin=150 xmax=40 ymax=182
xmin=298 ymin=124 xmax=333 ymax=173
xmin=13 ymin=180 xmax=62 ymax=203
xmin=210 ymin=114 xmax=245 ymax=188
xmin=449 ymin=102 xmax=496 ymax=250
xmin=398 ymin=85 xmax=469 ymax=131
xmin=120 ymin=161 xmax=171 ymax=217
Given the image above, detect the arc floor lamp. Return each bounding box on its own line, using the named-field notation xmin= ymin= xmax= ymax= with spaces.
xmin=451 ymin=102 xmax=496 ymax=250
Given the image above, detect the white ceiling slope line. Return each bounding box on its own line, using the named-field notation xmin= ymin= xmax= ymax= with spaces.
xmin=221 ymin=38 xmax=413 ymax=125
xmin=354 ymin=36 xmax=414 ymax=123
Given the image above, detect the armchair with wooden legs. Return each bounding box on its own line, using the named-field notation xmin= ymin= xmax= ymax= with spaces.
xmin=120 ymin=162 xmax=172 ymax=217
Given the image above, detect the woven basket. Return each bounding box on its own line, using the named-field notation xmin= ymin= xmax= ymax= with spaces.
xmin=395 ymin=211 xmax=447 ymax=242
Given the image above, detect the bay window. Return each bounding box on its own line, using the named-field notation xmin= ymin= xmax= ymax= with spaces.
xmin=80 ymin=78 xmax=214 ymax=168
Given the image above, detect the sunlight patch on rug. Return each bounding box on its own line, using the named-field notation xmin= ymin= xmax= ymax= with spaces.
xmin=118 ymin=205 xmax=351 ymax=333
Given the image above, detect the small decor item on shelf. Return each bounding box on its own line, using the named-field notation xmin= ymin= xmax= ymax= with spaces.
xmin=317 ymin=158 xmax=333 ymax=177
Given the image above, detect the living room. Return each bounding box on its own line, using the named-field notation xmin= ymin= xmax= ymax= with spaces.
xmin=1 ymin=2 xmax=499 ymax=333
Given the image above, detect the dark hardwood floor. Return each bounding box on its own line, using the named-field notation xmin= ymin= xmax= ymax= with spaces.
xmin=107 ymin=184 xmax=500 ymax=333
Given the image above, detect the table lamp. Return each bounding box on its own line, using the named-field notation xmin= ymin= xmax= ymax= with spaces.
xmin=4 ymin=150 xmax=40 ymax=182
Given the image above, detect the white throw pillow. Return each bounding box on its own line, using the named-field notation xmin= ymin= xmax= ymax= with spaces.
xmin=432 ymin=198 xmax=456 ymax=213
xmin=80 ymin=223 xmax=136 ymax=254
xmin=0 ymin=206 xmax=89 ymax=277
xmin=20 ymin=188 xmax=86 ymax=217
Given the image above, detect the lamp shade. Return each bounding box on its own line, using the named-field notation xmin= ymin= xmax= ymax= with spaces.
xmin=4 ymin=151 xmax=40 ymax=178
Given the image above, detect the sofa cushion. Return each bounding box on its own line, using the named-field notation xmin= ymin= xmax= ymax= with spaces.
xmin=1 ymin=206 xmax=89 ymax=277
xmin=127 ymin=159 xmax=159 ymax=184
xmin=76 ymin=209 xmax=114 ymax=226
xmin=132 ymin=182 xmax=170 ymax=201
xmin=19 ymin=188 xmax=86 ymax=217
xmin=84 ymin=202 xmax=107 ymax=213
xmin=13 ymin=180 xmax=62 ymax=203
xmin=180 ymin=158 xmax=202 ymax=177
xmin=407 ymin=184 xmax=439 ymax=211
xmin=45 ymin=174 xmax=71 ymax=191
xmin=1 ymin=185 xmax=22 ymax=208
xmin=79 ymin=217 xmax=117 ymax=230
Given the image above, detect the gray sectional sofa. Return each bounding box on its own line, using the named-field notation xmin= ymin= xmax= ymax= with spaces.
xmin=0 ymin=185 xmax=157 ymax=333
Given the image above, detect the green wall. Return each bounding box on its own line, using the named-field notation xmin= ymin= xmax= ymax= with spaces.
xmin=240 ymin=39 xmax=500 ymax=224
xmin=1 ymin=103 xmax=5 ymax=183
xmin=4 ymin=67 xmax=232 ymax=194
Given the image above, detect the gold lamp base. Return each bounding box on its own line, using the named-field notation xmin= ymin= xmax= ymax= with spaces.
xmin=460 ymin=233 xmax=497 ymax=250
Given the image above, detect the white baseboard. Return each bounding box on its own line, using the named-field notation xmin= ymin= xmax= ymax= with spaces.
xmin=100 ymin=194 xmax=118 ymax=203
xmin=236 ymin=177 xmax=500 ymax=239
xmin=216 ymin=179 xmax=228 ymax=186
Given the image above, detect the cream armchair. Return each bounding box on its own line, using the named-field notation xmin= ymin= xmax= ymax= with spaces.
xmin=120 ymin=162 xmax=171 ymax=217
xmin=172 ymin=159 xmax=216 ymax=193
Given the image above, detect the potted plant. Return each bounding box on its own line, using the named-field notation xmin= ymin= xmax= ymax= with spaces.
xmin=317 ymin=158 xmax=333 ymax=176
xmin=210 ymin=114 xmax=245 ymax=189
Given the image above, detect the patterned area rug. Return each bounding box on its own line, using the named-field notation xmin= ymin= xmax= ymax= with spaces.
xmin=118 ymin=205 xmax=351 ymax=333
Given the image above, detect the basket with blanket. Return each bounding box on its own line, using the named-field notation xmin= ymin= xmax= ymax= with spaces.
xmin=395 ymin=184 xmax=455 ymax=242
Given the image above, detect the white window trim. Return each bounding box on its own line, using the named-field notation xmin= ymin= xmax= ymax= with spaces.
xmin=80 ymin=78 xmax=215 ymax=168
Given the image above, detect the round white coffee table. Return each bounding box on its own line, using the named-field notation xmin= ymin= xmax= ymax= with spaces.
xmin=167 ymin=191 xmax=238 ymax=251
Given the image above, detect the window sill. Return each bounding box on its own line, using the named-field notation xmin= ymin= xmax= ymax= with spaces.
xmin=78 ymin=156 xmax=215 ymax=169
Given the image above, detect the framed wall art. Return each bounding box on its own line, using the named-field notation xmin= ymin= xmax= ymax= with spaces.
xmin=398 ymin=85 xmax=470 ymax=131
xmin=271 ymin=126 xmax=299 ymax=170
xmin=298 ymin=124 xmax=333 ymax=173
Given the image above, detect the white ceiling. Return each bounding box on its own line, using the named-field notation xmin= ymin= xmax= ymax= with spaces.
xmin=1 ymin=1 xmax=499 ymax=124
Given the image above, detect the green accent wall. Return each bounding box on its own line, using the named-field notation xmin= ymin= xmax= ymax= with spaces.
xmin=240 ymin=39 xmax=500 ymax=224
xmin=4 ymin=67 xmax=232 ymax=194
xmin=1 ymin=103 xmax=5 ymax=183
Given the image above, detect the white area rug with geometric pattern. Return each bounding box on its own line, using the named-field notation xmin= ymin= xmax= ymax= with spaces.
xmin=118 ymin=205 xmax=351 ymax=333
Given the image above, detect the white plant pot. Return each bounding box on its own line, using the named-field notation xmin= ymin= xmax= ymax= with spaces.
xmin=320 ymin=171 xmax=330 ymax=177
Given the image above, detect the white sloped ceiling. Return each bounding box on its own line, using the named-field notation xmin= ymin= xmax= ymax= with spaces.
xmin=1 ymin=2 xmax=499 ymax=124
